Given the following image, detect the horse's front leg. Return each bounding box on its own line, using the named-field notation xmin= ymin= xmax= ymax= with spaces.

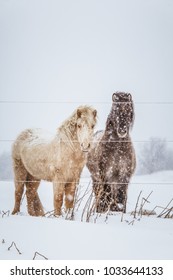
xmin=64 ymin=181 xmax=77 ymax=211
xmin=111 ymin=180 xmax=128 ymax=213
xmin=117 ymin=182 xmax=128 ymax=212
xmin=53 ymin=176 xmax=65 ymax=216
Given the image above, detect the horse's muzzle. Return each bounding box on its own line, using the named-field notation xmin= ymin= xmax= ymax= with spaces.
xmin=117 ymin=127 xmax=128 ymax=138
xmin=81 ymin=143 xmax=91 ymax=153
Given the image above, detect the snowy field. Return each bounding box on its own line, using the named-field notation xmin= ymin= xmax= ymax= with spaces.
xmin=0 ymin=169 xmax=173 ymax=260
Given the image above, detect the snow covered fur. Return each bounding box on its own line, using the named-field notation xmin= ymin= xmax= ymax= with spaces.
xmin=12 ymin=106 xmax=97 ymax=216
xmin=87 ymin=92 xmax=136 ymax=213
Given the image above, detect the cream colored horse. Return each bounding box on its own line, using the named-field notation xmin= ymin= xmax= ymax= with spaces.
xmin=12 ymin=106 xmax=97 ymax=216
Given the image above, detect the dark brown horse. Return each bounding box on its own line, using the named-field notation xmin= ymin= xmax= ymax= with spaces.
xmin=87 ymin=92 xmax=136 ymax=213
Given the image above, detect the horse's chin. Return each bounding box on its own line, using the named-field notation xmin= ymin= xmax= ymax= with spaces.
xmin=81 ymin=149 xmax=89 ymax=153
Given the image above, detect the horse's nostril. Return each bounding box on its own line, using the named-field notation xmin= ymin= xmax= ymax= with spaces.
xmin=81 ymin=143 xmax=90 ymax=151
xmin=119 ymin=127 xmax=126 ymax=133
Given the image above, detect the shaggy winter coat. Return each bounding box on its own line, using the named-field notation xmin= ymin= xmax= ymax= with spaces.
xmin=87 ymin=92 xmax=136 ymax=213
xmin=12 ymin=106 xmax=97 ymax=216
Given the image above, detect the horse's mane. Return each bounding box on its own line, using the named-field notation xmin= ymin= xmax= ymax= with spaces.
xmin=131 ymin=102 xmax=135 ymax=129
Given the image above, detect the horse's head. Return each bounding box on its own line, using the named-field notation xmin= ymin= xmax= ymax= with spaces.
xmin=76 ymin=106 xmax=97 ymax=152
xmin=106 ymin=92 xmax=134 ymax=138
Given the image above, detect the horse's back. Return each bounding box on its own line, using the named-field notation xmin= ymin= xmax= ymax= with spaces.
xmin=12 ymin=128 xmax=53 ymax=159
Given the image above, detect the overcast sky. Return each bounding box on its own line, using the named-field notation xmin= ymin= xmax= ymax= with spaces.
xmin=0 ymin=0 xmax=173 ymax=153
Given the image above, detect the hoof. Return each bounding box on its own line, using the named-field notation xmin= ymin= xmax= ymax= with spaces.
xmin=11 ymin=209 xmax=19 ymax=215
xmin=54 ymin=210 xmax=62 ymax=216
xmin=96 ymin=203 xmax=109 ymax=213
xmin=110 ymin=203 xmax=125 ymax=212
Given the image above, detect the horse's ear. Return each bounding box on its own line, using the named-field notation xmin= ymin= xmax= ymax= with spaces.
xmin=128 ymin=93 xmax=132 ymax=101
xmin=112 ymin=93 xmax=117 ymax=102
xmin=93 ymin=109 xmax=97 ymax=118
xmin=77 ymin=109 xmax=82 ymax=118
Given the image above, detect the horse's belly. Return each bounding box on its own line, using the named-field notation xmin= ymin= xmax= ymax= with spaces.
xmin=22 ymin=159 xmax=53 ymax=181
xmin=21 ymin=147 xmax=54 ymax=181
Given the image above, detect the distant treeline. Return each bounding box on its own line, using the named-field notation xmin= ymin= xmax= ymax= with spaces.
xmin=136 ymin=137 xmax=173 ymax=174
xmin=0 ymin=137 xmax=173 ymax=180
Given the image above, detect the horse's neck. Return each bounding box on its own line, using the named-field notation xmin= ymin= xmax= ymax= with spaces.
xmin=102 ymin=131 xmax=130 ymax=144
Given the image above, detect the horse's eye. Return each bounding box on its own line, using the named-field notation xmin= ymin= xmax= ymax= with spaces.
xmin=91 ymin=125 xmax=95 ymax=129
xmin=78 ymin=124 xmax=82 ymax=128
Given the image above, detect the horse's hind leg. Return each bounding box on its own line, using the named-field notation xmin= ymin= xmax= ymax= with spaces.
xmin=25 ymin=174 xmax=44 ymax=216
xmin=93 ymin=182 xmax=110 ymax=213
xmin=12 ymin=181 xmax=25 ymax=215
xmin=12 ymin=158 xmax=27 ymax=215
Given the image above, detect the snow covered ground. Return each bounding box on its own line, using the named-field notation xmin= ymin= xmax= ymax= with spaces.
xmin=0 ymin=169 xmax=173 ymax=260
